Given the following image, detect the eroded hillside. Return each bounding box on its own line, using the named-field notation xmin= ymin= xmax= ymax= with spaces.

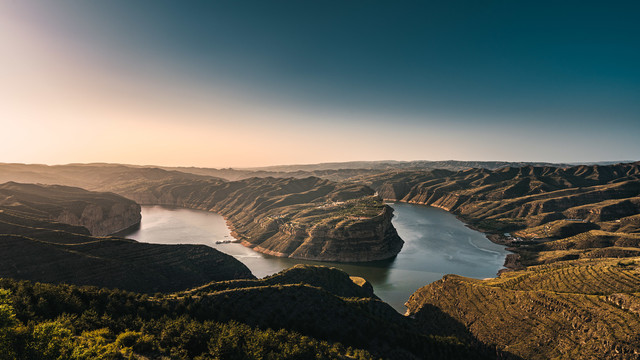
xmin=357 ymin=162 xmax=640 ymax=267
xmin=0 ymin=164 xmax=404 ymax=262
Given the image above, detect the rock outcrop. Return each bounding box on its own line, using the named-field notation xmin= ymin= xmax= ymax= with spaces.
xmin=0 ymin=181 xmax=141 ymax=236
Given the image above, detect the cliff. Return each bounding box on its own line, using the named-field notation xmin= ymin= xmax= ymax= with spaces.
xmin=0 ymin=181 xmax=141 ymax=236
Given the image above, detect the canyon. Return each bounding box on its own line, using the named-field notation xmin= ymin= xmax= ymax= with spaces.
xmin=2 ymin=161 xmax=640 ymax=359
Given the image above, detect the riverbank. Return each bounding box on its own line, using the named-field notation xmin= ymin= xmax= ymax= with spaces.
xmin=387 ymin=200 xmax=520 ymax=273
xmin=126 ymin=204 xmax=510 ymax=313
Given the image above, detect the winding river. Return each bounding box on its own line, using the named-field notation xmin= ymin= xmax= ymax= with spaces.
xmin=122 ymin=203 xmax=509 ymax=312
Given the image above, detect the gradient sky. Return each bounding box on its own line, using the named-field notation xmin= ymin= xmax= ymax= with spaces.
xmin=1 ymin=1 xmax=639 ymax=167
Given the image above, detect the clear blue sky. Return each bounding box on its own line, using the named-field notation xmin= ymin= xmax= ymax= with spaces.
xmin=1 ymin=1 xmax=638 ymax=166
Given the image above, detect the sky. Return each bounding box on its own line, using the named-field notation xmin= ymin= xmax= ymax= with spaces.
xmin=1 ymin=0 xmax=639 ymax=167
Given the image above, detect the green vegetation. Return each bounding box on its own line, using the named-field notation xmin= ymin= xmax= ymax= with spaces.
xmin=0 ymin=286 xmax=373 ymax=360
xmin=0 ymin=263 xmax=505 ymax=360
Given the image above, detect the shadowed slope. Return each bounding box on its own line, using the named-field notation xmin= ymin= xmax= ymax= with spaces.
xmin=0 ymin=182 xmax=141 ymax=236
xmin=0 ymin=264 xmax=514 ymax=359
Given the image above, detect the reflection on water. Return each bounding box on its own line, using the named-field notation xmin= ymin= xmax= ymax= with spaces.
xmin=122 ymin=203 xmax=509 ymax=313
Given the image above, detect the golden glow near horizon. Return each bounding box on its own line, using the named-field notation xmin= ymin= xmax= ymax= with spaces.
xmin=0 ymin=3 xmax=455 ymax=168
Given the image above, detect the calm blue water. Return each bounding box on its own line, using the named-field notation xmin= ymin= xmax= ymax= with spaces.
xmin=123 ymin=203 xmax=509 ymax=313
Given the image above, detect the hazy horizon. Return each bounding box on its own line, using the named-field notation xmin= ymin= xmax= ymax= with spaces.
xmin=2 ymin=158 xmax=638 ymax=171
xmin=2 ymin=1 xmax=639 ymax=167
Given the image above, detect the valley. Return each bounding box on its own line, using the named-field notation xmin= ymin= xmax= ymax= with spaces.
xmin=2 ymin=160 xmax=640 ymax=359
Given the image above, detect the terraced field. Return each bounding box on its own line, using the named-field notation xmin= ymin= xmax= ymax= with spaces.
xmin=406 ymin=258 xmax=640 ymax=359
xmin=486 ymin=258 xmax=640 ymax=294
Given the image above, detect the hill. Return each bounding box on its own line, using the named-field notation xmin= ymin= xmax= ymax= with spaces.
xmin=0 ymin=164 xmax=404 ymax=262
xmin=356 ymin=162 xmax=640 ymax=267
xmin=406 ymin=257 xmax=640 ymax=359
xmin=0 ymin=181 xmax=140 ymax=236
xmin=159 ymin=160 xmax=573 ymax=181
xmin=0 ymin=265 xmax=511 ymax=360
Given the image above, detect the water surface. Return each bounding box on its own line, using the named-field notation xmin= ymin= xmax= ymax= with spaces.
xmin=123 ymin=203 xmax=509 ymax=312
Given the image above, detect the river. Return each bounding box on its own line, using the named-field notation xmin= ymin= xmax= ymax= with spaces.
xmin=122 ymin=202 xmax=509 ymax=313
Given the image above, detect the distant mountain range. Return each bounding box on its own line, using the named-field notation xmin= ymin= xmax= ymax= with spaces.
xmin=241 ymin=159 xmax=633 ymax=172
xmin=161 ymin=159 xmax=635 ymax=181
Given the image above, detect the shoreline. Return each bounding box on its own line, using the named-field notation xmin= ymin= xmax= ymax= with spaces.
xmin=135 ymin=204 xmax=402 ymax=263
xmin=385 ymin=199 xmax=522 ymax=273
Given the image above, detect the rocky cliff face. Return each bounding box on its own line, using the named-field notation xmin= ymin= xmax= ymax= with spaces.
xmin=55 ymin=201 xmax=141 ymax=236
xmin=115 ymin=176 xmax=404 ymax=262
xmin=0 ymin=182 xmax=141 ymax=236
xmin=283 ymin=205 xmax=403 ymax=262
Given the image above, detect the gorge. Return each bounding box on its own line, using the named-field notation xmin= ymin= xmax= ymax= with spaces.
xmin=121 ymin=202 xmax=509 ymax=312
xmin=2 ymin=161 xmax=640 ymax=359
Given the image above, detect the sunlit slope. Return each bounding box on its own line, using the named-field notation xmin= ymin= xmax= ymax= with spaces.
xmin=406 ymin=258 xmax=640 ymax=359
xmin=357 ymin=162 xmax=640 ymax=266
